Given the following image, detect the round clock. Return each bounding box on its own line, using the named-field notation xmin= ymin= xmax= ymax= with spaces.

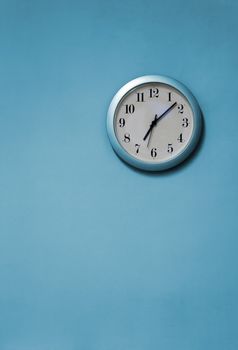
xmin=107 ymin=75 xmax=202 ymax=171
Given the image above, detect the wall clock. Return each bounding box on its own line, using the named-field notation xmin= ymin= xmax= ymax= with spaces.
xmin=107 ymin=75 xmax=203 ymax=171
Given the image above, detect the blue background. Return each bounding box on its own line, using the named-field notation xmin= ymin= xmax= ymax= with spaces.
xmin=0 ymin=0 xmax=237 ymax=349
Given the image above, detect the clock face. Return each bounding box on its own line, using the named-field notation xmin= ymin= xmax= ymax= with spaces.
xmin=115 ymin=83 xmax=193 ymax=163
xmin=107 ymin=76 xmax=202 ymax=171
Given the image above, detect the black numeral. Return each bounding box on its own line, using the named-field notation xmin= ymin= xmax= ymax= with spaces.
xmin=123 ymin=133 xmax=130 ymax=143
xmin=182 ymin=117 xmax=189 ymax=127
xmin=125 ymin=104 xmax=135 ymax=114
xmin=168 ymin=92 xmax=172 ymax=101
xmin=135 ymin=144 xmax=140 ymax=154
xmin=119 ymin=118 xmax=125 ymax=127
xmin=149 ymin=88 xmax=159 ymax=98
xmin=177 ymin=133 xmax=184 ymax=143
xmin=178 ymin=104 xmax=184 ymax=113
xmin=151 ymin=148 xmax=157 ymax=158
xmin=167 ymin=143 xmax=173 ymax=153
xmin=137 ymin=92 xmax=144 ymax=102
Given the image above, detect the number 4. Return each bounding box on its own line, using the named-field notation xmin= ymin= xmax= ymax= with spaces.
xmin=177 ymin=133 xmax=184 ymax=143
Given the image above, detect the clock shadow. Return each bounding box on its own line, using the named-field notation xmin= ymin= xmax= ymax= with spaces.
xmin=116 ymin=113 xmax=206 ymax=177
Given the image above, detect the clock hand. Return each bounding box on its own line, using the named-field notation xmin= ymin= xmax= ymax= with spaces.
xmin=147 ymin=115 xmax=158 ymax=148
xmin=143 ymin=116 xmax=157 ymax=143
xmin=143 ymin=102 xmax=177 ymax=142
xmin=147 ymin=126 xmax=153 ymax=147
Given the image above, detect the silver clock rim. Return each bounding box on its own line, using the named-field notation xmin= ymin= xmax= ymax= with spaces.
xmin=107 ymin=75 xmax=203 ymax=171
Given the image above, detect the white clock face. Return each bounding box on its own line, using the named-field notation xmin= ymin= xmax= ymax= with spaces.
xmin=114 ymin=83 xmax=194 ymax=163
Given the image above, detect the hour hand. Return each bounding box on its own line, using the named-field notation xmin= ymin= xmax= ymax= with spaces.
xmin=143 ymin=116 xmax=157 ymax=142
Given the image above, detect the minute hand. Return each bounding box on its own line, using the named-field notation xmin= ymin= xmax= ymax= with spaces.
xmin=143 ymin=102 xmax=177 ymax=141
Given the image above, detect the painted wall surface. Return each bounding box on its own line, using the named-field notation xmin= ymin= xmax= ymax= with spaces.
xmin=0 ymin=0 xmax=237 ymax=349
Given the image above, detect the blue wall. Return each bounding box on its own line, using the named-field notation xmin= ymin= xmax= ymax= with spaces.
xmin=0 ymin=0 xmax=238 ymax=349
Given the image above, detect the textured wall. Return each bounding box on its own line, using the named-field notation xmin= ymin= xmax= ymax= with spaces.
xmin=0 ymin=0 xmax=238 ymax=349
